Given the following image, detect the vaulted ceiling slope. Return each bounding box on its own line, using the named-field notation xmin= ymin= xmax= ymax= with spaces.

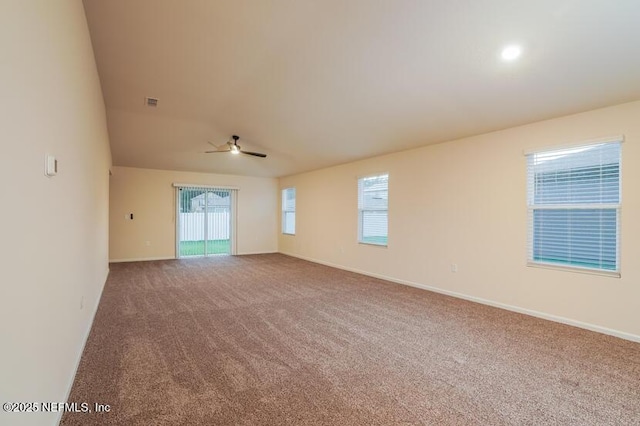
xmin=83 ymin=0 xmax=640 ymax=178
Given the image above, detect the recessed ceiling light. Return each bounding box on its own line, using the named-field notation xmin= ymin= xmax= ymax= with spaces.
xmin=501 ymin=45 xmax=522 ymax=62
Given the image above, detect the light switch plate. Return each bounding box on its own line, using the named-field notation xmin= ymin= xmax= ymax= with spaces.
xmin=45 ymin=155 xmax=57 ymax=177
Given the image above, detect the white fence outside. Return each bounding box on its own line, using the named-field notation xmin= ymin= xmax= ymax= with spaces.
xmin=179 ymin=211 xmax=230 ymax=241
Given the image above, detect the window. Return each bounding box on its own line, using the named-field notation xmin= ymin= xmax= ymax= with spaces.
xmin=526 ymin=140 xmax=621 ymax=274
xmin=282 ymin=188 xmax=296 ymax=235
xmin=358 ymin=174 xmax=388 ymax=246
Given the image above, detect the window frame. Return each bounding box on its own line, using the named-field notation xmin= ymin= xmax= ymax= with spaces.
xmin=525 ymin=138 xmax=622 ymax=277
xmin=281 ymin=187 xmax=296 ymax=235
xmin=357 ymin=173 xmax=389 ymax=247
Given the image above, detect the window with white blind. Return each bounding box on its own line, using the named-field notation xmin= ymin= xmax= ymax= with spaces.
xmin=282 ymin=188 xmax=296 ymax=235
xmin=526 ymin=140 xmax=621 ymax=275
xmin=358 ymin=174 xmax=388 ymax=246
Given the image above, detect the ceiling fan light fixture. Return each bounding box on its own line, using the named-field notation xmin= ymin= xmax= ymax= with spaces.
xmin=501 ymin=44 xmax=522 ymax=62
xmin=204 ymin=134 xmax=267 ymax=158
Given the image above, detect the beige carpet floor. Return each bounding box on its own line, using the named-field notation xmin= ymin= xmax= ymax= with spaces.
xmin=63 ymin=254 xmax=640 ymax=425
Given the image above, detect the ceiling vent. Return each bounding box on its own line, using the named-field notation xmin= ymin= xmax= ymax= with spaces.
xmin=145 ymin=97 xmax=158 ymax=107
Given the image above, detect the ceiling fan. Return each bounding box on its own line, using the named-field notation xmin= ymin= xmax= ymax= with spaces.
xmin=205 ymin=135 xmax=267 ymax=158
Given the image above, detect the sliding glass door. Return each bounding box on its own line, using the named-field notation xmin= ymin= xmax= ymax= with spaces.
xmin=176 ymin=186 xmax=234 ymax=257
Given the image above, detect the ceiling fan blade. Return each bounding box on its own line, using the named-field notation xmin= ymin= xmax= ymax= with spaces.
xmin=204 ymin=150 xmax=230 ymax=153
xmin=208 ymin=140 xmax=233 ymax=150
xmin=241 ymin=151 xmax=267 ymax=158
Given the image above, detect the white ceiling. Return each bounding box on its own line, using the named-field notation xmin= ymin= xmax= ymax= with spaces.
xmin=83 ymin=0 xmax=640 ymax=178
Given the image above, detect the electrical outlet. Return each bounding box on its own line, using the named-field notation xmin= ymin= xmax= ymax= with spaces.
xmin=451 ymin=263 xmax=458 ymax=273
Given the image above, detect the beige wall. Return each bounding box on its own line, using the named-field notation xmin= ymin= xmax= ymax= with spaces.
xmin=279 ymin=100 xmax=640 ymax=340
xmin=110 ymin=166 xmax=278 ymax=261
xmin=0 ymin=1 xmax=112 ymax=425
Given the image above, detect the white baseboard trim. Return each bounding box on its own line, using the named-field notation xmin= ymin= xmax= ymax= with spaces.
xmin=109 ymin=253 xmax=279 ymax=262
xmin=57 ymin=267 xmax=109 ymax=425
xmin=280 ymin=251 xmax=640 ymax=343
xmin=236 ymin=251 xmax=278 ymax=256
xmin=109 ymin=256 xmax=175 ymax=263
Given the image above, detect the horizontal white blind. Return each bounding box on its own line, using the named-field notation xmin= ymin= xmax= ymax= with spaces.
xmin=358 ymin=174 xmax=388 ymax=246
xmin=282 ymin=188 xmax=296 ymax=235
xmin=526 ymin=142 xmax=620 ymax=272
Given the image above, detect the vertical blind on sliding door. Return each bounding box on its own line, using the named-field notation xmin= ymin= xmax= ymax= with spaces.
xmin=175 ymin=184 xmax=235 ymax=257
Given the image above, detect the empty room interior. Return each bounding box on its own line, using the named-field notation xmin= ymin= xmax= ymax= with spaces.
xmin=2 ymin=1 xmax=640 ymax=425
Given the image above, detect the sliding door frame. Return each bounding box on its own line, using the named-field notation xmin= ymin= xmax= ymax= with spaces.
xmin=173 ymin=183 xmax=238 ymax=258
